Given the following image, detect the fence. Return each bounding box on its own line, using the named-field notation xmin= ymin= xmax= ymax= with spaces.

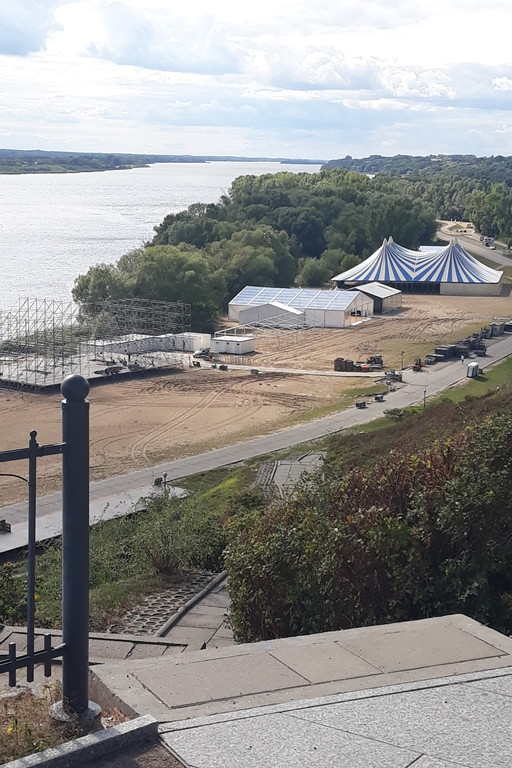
xmin=0 ymin=374 xmax=96 ymax=717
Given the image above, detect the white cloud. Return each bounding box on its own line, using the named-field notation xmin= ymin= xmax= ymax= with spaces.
xmin=493 ymin=77 xmax=512 ymax=92
xmin=0 ymin=0 xmax=61 ymax=55
xmin=1 ymin=1 xmax=512 ymax=158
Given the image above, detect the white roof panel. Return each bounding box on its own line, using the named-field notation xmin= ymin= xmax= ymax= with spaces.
xmin=229 ymin=286 xmax=358 ymax=312
xmin=353 ymin=282 xmax=401 ymax=298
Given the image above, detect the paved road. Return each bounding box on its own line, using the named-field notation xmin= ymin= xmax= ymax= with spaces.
xmin=437 ymin=223 xmax=512 ymax=269
xmin=2 ymin=332 xmax=512 ymax=554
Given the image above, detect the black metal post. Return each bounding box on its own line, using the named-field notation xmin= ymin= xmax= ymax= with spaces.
xmin=58 ymin=374 xmax=99 ymax=719
xmin=26 ymin=430 xmax=38 ymax=683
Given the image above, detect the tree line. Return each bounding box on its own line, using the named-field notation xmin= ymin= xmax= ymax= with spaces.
xmin=73 ymin=167 xmax=437 ymax=331
xmin=325 ymin=154 xmax=512 ymax=242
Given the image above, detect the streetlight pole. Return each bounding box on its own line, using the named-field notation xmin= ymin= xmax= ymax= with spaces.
xmin=400 ymin=350 xmax=404 ymax=370
xmin=423 ymin=388 xmax=427 ymax=410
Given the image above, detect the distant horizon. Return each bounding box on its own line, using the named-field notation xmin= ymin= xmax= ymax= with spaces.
xmin=0 ymin=148 xmax=325 ymax=162
xmin=1 ymin=148 xmax=510 ymax=164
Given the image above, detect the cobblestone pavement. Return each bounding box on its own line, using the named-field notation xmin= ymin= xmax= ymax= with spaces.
xmin=110 ymin=571 xmax=218 ymax=636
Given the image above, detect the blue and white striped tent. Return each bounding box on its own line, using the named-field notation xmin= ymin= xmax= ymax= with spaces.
xmin=332 ymin=238 xmax=502 ymax=295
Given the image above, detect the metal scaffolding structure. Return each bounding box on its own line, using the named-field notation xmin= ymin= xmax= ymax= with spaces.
xmin=0 ymin=298 xmax=191 ymax=392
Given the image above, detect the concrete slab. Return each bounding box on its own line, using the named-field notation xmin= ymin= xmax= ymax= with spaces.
xmin=90 ymin=616 xmax=512 ymax=723
xmin=88 ymin=638 xmax=133 ymax=660
xmin=162 ymin=645 xmax=188 ymax=657
xmin=208 ymin=636 xmax=237 ymax=649
xmin=177 ymin=612 xmax=228 ymax=629
xmin=162 ymin=626 xmax=215 ymax=649
xmin=182 ymin=604 xmax=229 ymax=617
xmin=270 ymin=641 xmax=381 ymax=683
xmin=338 ymin=622 xmax=506 ymax=672
xmin=127 ymin=644 xmax=167 ymax=659
xmin=210 ymin=626 xmax=234 ymax=639
xmin=163 ymin=712 xmax=421 ymax=768
xmin=133 ymin=654 xmax=310 ymax=708
xmin=199 ymin=593 xmax=230 ymax=608
xmin=0 ymin=631 xmax=46 ymax=654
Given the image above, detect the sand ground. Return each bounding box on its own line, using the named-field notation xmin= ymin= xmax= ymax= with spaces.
xmin=1 ymin=294 xmax=511 ymax=505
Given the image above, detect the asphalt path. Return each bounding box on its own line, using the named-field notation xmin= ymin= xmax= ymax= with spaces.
xmin=2 ymin=332 xmax=512 ymax=554
xmin=437 ymin=223 xmax=512 ymax=269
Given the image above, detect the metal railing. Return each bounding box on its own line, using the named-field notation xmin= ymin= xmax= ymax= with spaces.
xmin=0 ymin=374 xmax=96 ymax=717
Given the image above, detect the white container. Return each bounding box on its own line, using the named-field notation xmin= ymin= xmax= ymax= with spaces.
xmin=467 ymin=361 xmax=479 ymax=378
xmin=210 ymin=335 xmax=255 ymax=355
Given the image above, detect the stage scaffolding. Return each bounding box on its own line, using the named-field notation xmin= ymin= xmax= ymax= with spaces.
xmin=0 ymin=298 xmax=191 ymax=392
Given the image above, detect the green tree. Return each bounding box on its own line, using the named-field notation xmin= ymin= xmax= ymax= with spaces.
xmin=296 ymin=257 xmax=332 ymax=287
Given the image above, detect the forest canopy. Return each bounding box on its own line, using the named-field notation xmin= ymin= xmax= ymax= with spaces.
xmin=73 ymin=166 xmax=437 ymax=331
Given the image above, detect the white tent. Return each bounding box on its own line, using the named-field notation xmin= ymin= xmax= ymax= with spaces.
xmin=229 ymin=286 xmax=373 ymax=328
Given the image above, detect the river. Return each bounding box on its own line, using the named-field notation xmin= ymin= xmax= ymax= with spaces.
xmin=0 ymin=161 xmax=320 ymax=311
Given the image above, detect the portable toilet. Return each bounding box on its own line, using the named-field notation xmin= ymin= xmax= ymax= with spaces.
xmin=467 ymin=361 xmax=479 ymax=378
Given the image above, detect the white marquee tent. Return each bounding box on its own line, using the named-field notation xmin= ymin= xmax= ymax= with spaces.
xmin=228 ymin=286 xmax=373 ymax=328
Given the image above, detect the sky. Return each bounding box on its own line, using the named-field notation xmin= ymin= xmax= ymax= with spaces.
xmin=1 ymin=0 xmax=512 ymax=160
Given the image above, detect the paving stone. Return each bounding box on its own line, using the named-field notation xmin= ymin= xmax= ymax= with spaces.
xmin=466 ymin=673 xmax=512 ymax=698
xmin=293 ymin=681 xmax=512 ymax=767
xmin=163 ymin=712 xmax=421 ymax=768
xmin=412 ymin=759 xmax=469 ymax=767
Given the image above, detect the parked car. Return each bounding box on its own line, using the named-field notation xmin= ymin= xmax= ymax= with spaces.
xmin=193 ymin=348 xmax=210 ymax=358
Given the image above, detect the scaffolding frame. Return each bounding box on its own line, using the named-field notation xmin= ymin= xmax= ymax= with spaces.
xmin=0 ymin=298 xmax=191 ymax=392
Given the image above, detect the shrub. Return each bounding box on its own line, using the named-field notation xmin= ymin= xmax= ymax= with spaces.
xmin=0 ymin=562 xmax=26 ymax=625
xmin=226 ymin=412 xmax=512 ymax=642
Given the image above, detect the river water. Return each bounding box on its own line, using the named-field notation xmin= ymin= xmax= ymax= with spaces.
xmin=0 ymin=161 xmax=320 ymax=311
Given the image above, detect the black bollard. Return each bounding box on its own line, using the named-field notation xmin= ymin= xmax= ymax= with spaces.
xmin=52 ymin=374 xmax=100 ymax=724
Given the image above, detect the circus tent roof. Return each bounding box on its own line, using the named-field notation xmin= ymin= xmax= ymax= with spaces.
xmin=332 ymin=238 xmax=502 ymax=285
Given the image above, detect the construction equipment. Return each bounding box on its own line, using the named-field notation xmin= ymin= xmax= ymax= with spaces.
xmin=413 ymin=358 xmax=424 ymax=372
xmin=352 ymin=354 xmax=384 ymax=372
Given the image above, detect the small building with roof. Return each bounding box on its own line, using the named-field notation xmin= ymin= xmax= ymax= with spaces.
xmin=332 ymin=238 xmax=503 ymax=296
xmin=228 ymin=286 xmax=373 ymax=328
xmin=348 ymin=281 xmax=402 ymax=314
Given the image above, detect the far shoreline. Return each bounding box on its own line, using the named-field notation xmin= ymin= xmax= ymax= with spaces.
xmin=0 ymin=150 xmax=324 ymax=176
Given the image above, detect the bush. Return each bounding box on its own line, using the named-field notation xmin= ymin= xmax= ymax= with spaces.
xmin=226 ymin=412 xmax=512 ymax=642
xmin=0 ymin=562 xmax=26 ymax=625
